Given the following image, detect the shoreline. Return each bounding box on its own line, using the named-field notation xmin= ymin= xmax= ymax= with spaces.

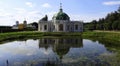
xmin=0 ymin=31 xmax=82 ymax=42
xmin=0 ymin=31 xmax=120 ymax=43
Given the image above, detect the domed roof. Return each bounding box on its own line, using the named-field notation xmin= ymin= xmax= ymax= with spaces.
xmin=52 ymin=4 xmax=70 ymax=20
xmin=53 ymin=43 xmax=70 ymax=59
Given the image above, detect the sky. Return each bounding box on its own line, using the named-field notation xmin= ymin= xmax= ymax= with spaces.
xmin=0 ymin=0 xmax=119 ymax=26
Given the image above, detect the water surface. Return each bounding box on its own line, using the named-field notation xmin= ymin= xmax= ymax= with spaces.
xmin=0 ymin=38 xmax=119 ymax=66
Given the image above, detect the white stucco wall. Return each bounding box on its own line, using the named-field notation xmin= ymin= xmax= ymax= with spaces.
xmin=38 ymin=20 xmax=83 ymax=32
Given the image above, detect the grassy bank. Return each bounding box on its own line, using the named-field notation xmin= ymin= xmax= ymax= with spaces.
xmin=0 ymin=31 xmax=120 ymax=44
xmin=83 ymin=31 xmax=120 ymax=51
xmin=83 ymin=31 xmax=120 ymax=42
xmin=0 ymin=31 xmax=82 ymax=42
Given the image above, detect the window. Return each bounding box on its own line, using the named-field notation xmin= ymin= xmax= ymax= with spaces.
xmin=59 ymin=24 xmax=63 ymax=31
xmin=75 ymin=24 xmax=78 ymax=30
xmin=44 ymin=25 xmax=47 ymax=30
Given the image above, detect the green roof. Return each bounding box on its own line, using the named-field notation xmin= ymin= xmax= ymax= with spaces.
xmin=53 ymin=9 xmax=70 ymax=20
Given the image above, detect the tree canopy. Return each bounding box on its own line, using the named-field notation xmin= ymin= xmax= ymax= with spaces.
xmin=84 ymin=7 xmax=120 ymax=31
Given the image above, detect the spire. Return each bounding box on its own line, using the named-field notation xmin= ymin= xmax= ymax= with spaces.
xmin=60 ymin=3 xmax=63 ymax=12
xmin=60 ymin=3 xmax=62 ymax=9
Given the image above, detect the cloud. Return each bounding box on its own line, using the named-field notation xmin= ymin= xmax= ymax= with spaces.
xmin=28 ymin=11 xmax=42 ymax=15
xmin=0 ymin=9 xmax=4 ymax=12
xmin=0 ymin=17 xmax=15 ymax=26
xmin=26 ymin=2 xmax=34 ymax=7
xmin=69 ymin=13 xmax=106 ymax=22
xmin=103 ymin=1 xmax=120 ymax=5
xmin=14 ymin=8 xmax=26 ymax=14
xmin=0 ymin=7 xmax=43 ymax=26
xmin=13 ymin=10 xmax=43 ymax=24
xmin=0 ymin=9 xmax=13 ymax=18
xmin=42 ymin=3 xmax=51 ymax=8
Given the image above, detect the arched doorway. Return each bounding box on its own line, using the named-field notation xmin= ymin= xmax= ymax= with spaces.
xmin=44 ymin=25 xmax=47 ymax=30
xmin=75 ymin=24 xmax=78 ymax=30
xmin=59 ymin=24 xmax=63 ymax=31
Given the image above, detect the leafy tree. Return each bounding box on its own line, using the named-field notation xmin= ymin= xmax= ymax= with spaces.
xmin=84 ymin=6 xmax=120 ymax=31
xmin=31 ymin=22 xmax=38 ymax=29
xmin=112 ymin=21 xmax=118 ymax=30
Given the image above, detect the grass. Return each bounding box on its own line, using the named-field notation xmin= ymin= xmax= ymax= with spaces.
xmin=0 ymin=31 xmax=120 ymax=45
xmin=83 ymin=31 xmax=120 ymax=52
xmin=0 ymin=31 xmax=82 ymax=42
xmin=83 ymin=31 xmax=120 ymax=42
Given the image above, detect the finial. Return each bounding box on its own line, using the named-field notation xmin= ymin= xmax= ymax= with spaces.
xmin=59 ymin=3 xmax=63 ymax=12
xmin=60 ymin=3 xmax=62 ymax=9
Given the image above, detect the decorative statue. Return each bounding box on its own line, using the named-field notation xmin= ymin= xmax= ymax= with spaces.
xmin=40 ymin=15 xmax=48 ymax=21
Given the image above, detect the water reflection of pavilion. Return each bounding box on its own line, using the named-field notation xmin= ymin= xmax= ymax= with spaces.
xmin=39 ymin=38 xmax=83 ymax=48
xmin=38 ymin=38 xmax=83 ymax=65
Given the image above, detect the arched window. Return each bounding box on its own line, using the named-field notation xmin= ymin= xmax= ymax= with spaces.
xmin=44 ymin=25 xmax=47 ymax=30
xmin=59 ymin=24 xmax=63 ymax=31
xmin=75 ymin=24 xmax=78 ymax=30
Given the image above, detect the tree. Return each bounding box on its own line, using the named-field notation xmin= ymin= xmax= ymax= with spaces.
xmin=117 ymin=6 xmax=120 ymax=13
xmin=117 ymin=21 xmax=120 ymax=30
xmin=31 ymin=22 xmax=38 ymax=29
xmin=91 ymin=20 xmax=97 ymax=30
xmin=112 ymin=21 xmax=118 ymax=30
xmin=84 ymin=6 xmax=120 ymax=31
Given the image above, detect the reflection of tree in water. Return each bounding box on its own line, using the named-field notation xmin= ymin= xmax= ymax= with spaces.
xmin=97 ymin=39 xmax=120 ymax=65
xmin=85 ymin=38 xmax=120 ymax=49
xmin=85 ymin=38 xmax=120 ymax=66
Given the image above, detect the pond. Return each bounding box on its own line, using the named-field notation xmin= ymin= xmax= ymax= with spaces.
xmin=0 ymin=38 xmax=120 ymax=66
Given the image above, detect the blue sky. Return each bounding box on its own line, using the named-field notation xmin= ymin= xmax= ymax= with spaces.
xmin=0 ymin=0 xmax=119 ymax=26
